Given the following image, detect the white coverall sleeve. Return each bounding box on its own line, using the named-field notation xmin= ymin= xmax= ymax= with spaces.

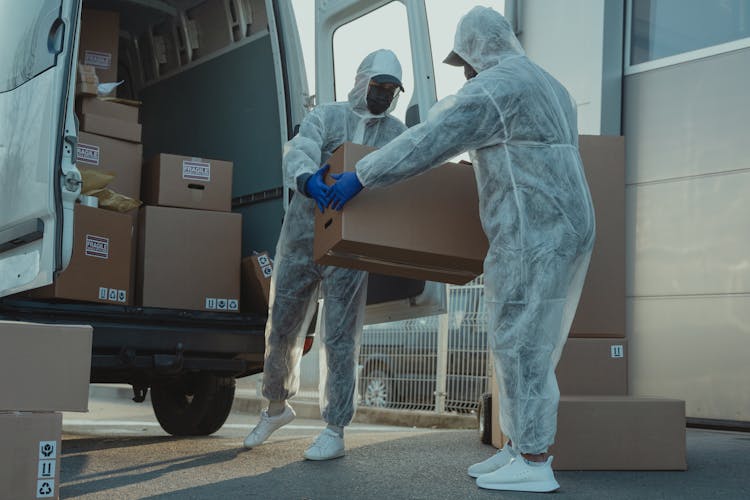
xmin=355 ymin=81 xmax=502 ymax=189
xmin=282 ymin=106 xmax=329 ymax=193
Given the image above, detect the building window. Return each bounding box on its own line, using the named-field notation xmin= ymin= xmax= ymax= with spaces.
xmin=631 ymin=0 xmax=750 ymax=65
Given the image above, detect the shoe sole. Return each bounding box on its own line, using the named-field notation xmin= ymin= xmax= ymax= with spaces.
xmin=476 ymin=480 xmax=560 ymax=493
xmin=468 ymin=470 xmax=497 ymax=479
xmin=303 ymin=451 xmax=345 ymax=461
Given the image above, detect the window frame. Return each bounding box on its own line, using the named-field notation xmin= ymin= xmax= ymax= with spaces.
xmin=624 ymin=0 xmax=750 ymax=75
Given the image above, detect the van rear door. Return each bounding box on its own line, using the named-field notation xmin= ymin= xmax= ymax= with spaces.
xmin=314 ymin=0 xmax=445 ymax=323
xmin=0 ymin=0 xmax=80 ymax=298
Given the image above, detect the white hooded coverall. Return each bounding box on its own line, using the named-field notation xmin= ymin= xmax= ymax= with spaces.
xmin=262 ymin=50 xmax=407 ymax=427
xmin=354 ymin=9 xmax=595 ymax=454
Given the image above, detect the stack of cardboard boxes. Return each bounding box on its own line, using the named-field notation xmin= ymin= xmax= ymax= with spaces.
xmin=29 ymin=8 xmax=249 ymax=314
xmin=489 ymin=136 xmax=687 ymax=471
xmin=138 ymin=154 xmax=241 ymax=312
xmin=0 ymin=321 xmax=92 ymax=499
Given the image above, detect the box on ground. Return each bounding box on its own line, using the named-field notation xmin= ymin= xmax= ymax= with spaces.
xmin=76 ymin=97 xmax=141 ymax=143
xmin=137 ymin=206 xmax=241 ymax=311
xmin=79 ymin=9 xmax=119 ymax=83
xmin=141 ymin=154 xmax=233 ymax=212
xmin=77 ymin=131 xmax=143 ymax=199
xmin=0 ymin=321 xmax=91 ymax=411
xmin=490 ymin=372 xmax=686 ymax=470
xmin=0 ymin=412 xmax=61 ymax=500
xmin=241 ymin=252 xmax=273 ymax=314
xmin=555 ymin=338 xmax=627 ymax=395
xmin=570 ymin=135 xmax=625 ymax=338
xmin=29 ymin=205 xmax=134 ymax=305
xmin=313 ymin=143 xmax=489 ymax=285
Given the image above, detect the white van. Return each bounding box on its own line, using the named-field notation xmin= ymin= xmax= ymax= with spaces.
xmin=0 ymin=0 xmax=444 ymax=435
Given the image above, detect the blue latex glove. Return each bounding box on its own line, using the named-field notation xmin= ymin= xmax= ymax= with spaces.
xmin=329 ymin=171 xmax=364 ymax=211
xmin=304 ymin=165 xmax=332 ymax=213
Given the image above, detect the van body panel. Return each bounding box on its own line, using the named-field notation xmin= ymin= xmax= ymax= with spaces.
xmin=0 ymin=0 xmax=81 ymax=298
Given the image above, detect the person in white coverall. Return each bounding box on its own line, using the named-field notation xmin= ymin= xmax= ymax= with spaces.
xmin=328 ymin=7 xmax=595 ymax=492
xmin=243 ymin=49 xmax=407 ymax=461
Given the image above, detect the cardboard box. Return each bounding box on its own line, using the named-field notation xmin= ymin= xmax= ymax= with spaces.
xmin=78 ymin=9 xmax=119 ymax=83
xmin=313 ymin=143 xmax=489 ymax=285
xmin=142 ymin=154 xmax=234 ymax=212
xmin=0 ymin=412 xmax=62 ymax=500
xmin=241 ymin=252 xmax=273 ymax=314
xmin=77 ymin=131 xmax=143 ymax=199
xmin=556 ymin=338 xmax=628 ymax=395
xmin=0 ymin=321 xmax=91 ymax=411
xmin=570 ymin=135 xmax=626 ymax=338
xmin=29 ymin=205 xmax=134 ymax=305
xmin=76 ymin=97 xmax=141 ymax=143
xmin=76 ymin=64 xmax=99 ymax=97
xmin=489 ymin=372 xmax=686 ymax=470
xmin=137 ymin=206 xmax=241 ymax=312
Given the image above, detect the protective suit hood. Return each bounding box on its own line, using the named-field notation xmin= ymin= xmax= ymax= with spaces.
xmin=348 ymin=49 xmax=403 ymax=115
xmin=444 ymin=6 xmax=525 ymax=73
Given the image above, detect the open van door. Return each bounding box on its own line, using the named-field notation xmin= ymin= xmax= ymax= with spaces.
xmin=314 ymin=0 xmax=445 ymax=323
xmin=0 ymin=0 xmax=81 ymax=298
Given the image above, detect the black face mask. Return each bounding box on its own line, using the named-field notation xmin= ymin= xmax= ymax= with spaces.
xmin=366 ymin=85 xmax=395 ymax=115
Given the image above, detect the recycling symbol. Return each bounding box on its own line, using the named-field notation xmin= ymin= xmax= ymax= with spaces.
xmin=39 ymin=482 xmax=52 ymax=495
xmin=41 ymin=443 xmax=54 ymax=458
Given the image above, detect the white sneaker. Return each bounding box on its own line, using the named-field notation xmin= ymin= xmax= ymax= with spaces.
xmin=476 ymin=456 xmax=560 ymax=493
xmin=243 ymin=404 xmax=296 ymax=449
xmin=303 ymin=428 xmax=345 ymax=461
xmin=467 ymin=445 xmax=516 ymax=478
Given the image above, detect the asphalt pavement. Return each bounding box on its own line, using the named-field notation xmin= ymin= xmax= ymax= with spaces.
xmin=59 ymin=392 xmax=750 ymax=499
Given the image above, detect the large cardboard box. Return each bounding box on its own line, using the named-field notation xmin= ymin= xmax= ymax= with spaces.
xmin=241 ymin=252 xmax=273 ymax=314
xmin=76 ymin=97 xmax=141 ymax=143
xmin=556 ymin=338 xmax=628 ymax=395
xmin=77 ymin=131 xmax=143 ymax=199
xmin=0 ymin=321 xmax=91 ymax=411
xmin=29 ymin=206 xmax=134 ymax=305
xmin=142 ymin=154 xmax=234 ymax=212
xmin=0 ymin=412 xmax=62 ymax=500
xmin=79 ymin=9 xmax=119 ymax=83
xmin=314 ymin=143 xmax=489 ymax=285
xmin=137 ymin=206 xmax=241 ymax=311
xmin=570 ymin=135 xmax=626 ymax=338
xmin=489 ymin=373 xmax=686 ymax=470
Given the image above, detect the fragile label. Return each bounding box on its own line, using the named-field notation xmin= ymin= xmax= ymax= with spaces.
xmin=182 ymin=160 xmax=211 ymax=181
xmin=76 ymin=143 xmax=100 ymax=165
xmin=39 ymin=441 xmax=56 ymax=460
xmin=84 ymin=50 xmax=111 ymax=69
xmin=610 ymin=345 xmax=624 ymax=358
xmin=36 ymin=479 xmax=55 ymax=498
xmin=85 ymin=234 xmax=109 ymax=259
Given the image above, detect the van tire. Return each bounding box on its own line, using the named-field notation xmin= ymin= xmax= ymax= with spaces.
xmin=478 ymin=392 xmax=492 ymax=445
xmin=151 ymin=373 xmax=236 ymax=436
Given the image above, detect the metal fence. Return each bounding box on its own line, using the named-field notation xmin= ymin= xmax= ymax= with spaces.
xmin=358 ymin=276 xmax=490 ymax=414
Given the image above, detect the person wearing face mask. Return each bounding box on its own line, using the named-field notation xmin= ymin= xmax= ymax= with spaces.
xmin=328 ymin=8 xmax=595 ymax=493
xmin=242 ymin=49 xmax=406 ymax=461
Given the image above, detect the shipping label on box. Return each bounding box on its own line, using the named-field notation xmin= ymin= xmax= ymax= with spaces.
xmin=84 ymin=49 xmax=112 ymax=69
xmin=85 ymin=234 xmax=109 ymax=258
xmin=182 ymin=159 xmax=211 ymax=181
xmin=76 ymin=142 xmax=100 ymax=165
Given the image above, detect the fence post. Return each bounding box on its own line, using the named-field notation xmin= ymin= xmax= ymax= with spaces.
xmin=434 ymin=285 xmax=450 ymax=414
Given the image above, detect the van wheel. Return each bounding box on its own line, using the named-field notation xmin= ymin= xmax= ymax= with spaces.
xmin=151 ymin=373 xmax=236 ymax=436
xmin=478 ymin=392 xmax=492 ymax=445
